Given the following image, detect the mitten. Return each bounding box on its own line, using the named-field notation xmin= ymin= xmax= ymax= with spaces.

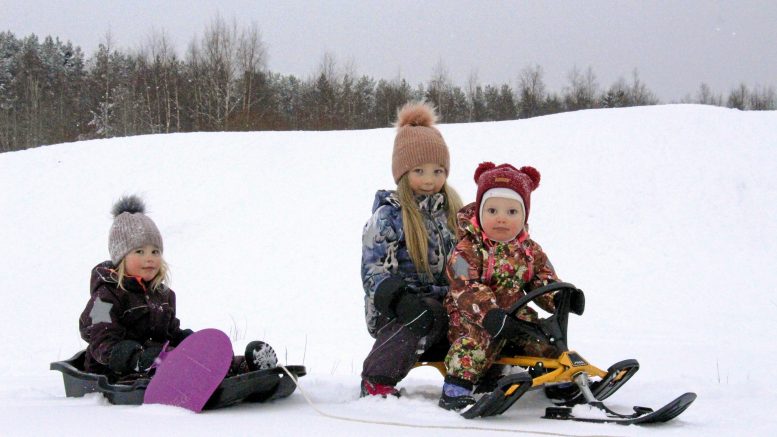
xmin=108 ymin=340 xmax=143 ymax=374
xmin=482 ymin=308 xmax=524 ymax=339
xmin=373 ymin=276 xmax=408 ymax=318
xmin=137 ymin=346 xmax=163 ymax=371
xmin=553 ymin=288 xmax=585 ymax=315
xmin=570 ymin=288 xmax=585 ymax=315
xmin=171 ymin=328 xmax=194 ymax=346
xmin=395 ymin=294 xmax=433 ymax=335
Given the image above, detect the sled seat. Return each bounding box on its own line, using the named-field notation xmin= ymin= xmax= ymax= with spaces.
xmin=49 ymin=350 xmax=148 ymax=405
xmin=51 ymin=350 xmax=307 ymax=409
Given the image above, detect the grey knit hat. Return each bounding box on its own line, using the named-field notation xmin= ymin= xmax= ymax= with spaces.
xmin=108 ymin=195 xmax=163 ymax=265
xmin=391 ymin=102 xmax=450 ymax=183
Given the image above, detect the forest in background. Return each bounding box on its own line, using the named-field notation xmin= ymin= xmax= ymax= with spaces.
xmin=2 ymin=16 xmax=775 ymax=152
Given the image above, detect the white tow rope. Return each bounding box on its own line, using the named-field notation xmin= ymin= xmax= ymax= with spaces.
xmin=279 ymin=367 xmax=623 ymax=437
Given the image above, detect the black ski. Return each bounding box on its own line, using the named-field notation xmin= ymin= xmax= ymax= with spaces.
xmin=461 ymin=372 xmax=533 ymax=419
xmin=543 ymin=392 xmax=696 ymax=425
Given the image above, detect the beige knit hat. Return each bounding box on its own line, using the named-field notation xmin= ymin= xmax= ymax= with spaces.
xmin=391 ymin=102 xmax=450 ymax=183
xmin=108 ymin=195 xmax=163 ymax=265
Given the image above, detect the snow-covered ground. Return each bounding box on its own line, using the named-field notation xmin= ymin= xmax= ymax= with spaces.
xmin=1 ymin=104 xmax=775 ymax=436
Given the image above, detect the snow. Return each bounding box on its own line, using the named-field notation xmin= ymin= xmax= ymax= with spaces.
xmin=1 ymin=104 xmax=776 ymax=436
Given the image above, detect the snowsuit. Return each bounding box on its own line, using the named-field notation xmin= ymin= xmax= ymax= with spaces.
xmin=444 ymin=203 xmax=560 ymax=384
xmin=361 ymin=190 xmax=457 ymax=385
xmin=79 ymin=261 xmax=192 ymax=376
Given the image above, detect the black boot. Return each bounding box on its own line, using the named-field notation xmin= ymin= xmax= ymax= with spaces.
xmin=474 ymin=364 xmax=506 ymax=394
xmin=439 ymin=381 xmax=476 ymax=411
xmin=244 ymin=341 xmax=278 ymax=371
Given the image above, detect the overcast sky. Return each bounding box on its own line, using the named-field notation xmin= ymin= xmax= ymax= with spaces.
xmin=3 ymin=0 xmax=776 ymax=101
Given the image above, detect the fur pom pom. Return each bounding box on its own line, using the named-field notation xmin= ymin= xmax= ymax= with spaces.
xmin=111 ymin=195 xmax=146 ymax=217
xmin=474 ymin=161 xmax=496 ymax=182
xmin=396 ymin=102 xmax=437 ymax=129
xmin=520 ymin=166 xmax=541 ymax=190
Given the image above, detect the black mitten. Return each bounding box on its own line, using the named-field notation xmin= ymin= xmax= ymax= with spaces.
xmin=374 ymin=276 xmax=407 ymax=318
xmin=395 ymin=294 xmax=433 ymax=335
xmin=171 ymin=329 xmax=194 ymax=346
xmin=553 ymin=288 xmax=585 ymax=315
xmin=108 ymin=340 xmax=143 ymax=374
xmin=482 ymin=308 xmax=524 ymax=340
xmin=570 ymin=288 xmax=585 ymax=315
xmin=137 ymin=346 xmax=162 ymax=371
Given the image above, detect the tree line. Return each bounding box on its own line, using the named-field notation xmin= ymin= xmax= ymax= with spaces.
xmin=1 ymin=18 xmax=775 ymax=152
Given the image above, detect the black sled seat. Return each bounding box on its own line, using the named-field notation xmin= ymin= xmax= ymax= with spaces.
xmin=49 ymin=350 xmax=149 ymax=405
xmin=50 ymin=350 xmax=307 ymax=408
xmin=205 ymin=365 xmax=307 ymax=410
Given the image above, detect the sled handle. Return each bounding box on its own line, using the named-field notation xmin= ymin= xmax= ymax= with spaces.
xmin=506 ymin=281 xmax=578 ymax=315
xmin=503 ymin=282 xmax=579 ymax=351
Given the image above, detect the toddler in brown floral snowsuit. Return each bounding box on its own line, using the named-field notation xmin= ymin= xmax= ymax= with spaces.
xmin=439 ymin=162 xmax=568 ymax=410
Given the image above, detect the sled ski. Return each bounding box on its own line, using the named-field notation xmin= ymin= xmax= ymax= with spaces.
xmin=51 ymin=330 xmax=306 ymax=410
xmin=461 ymin=372 xmax=533 ymax=419
xmin=543 ymin=392 xmax=697 ymax=425
xmin=144 ymin=328 xmax=234 ymax=412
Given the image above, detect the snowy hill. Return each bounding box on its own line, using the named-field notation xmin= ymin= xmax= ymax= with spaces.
xmin=1 ymin=104 xmax=776 ymax=436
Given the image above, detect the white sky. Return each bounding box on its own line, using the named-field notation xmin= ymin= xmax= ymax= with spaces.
xmin=2 ymin=0 xmax=776 ymax=101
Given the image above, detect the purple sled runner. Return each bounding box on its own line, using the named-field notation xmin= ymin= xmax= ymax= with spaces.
xmin=143 ymin=328 xmax=233 ymax=412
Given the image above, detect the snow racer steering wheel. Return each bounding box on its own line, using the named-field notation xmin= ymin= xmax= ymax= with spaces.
xmin=504 ymin=282 xmax=583 ymax=352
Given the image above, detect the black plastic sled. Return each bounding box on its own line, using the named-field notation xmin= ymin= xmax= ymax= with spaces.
xmin=50 ymin=350 xmax=306 ymax=409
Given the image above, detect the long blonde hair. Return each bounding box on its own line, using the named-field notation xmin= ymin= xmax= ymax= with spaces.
xmin=397 ymin=174 xmax=463 ymax=277
xmin=114 ymin=256 xmax=170 ymax=292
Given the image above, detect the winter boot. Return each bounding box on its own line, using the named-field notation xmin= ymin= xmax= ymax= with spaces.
xmin=439 ymin=382 xmax=476 ymax=411
xmin=360 ymin=379 xmax=400 ymax=398
xmin=244 ymin=341 xmax=278 ymax=371
xmin=474 ymin=364 xmax=506 ymax=394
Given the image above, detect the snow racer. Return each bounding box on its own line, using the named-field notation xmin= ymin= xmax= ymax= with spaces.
xmin=416 ymin=282 xmax=696 ymax=424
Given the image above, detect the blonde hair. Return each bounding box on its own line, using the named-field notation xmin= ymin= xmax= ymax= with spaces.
xmin=114 ymin=256 xmax=170 ymax=293
xmin=397 ymin=174 xmax=463 ymax=277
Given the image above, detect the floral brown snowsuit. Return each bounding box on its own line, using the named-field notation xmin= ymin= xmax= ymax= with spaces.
xmin=443 ymin=203 xmax=560 ymax=384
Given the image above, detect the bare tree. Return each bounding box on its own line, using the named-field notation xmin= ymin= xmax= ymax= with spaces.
xmin=563 ymin=65 xmax=599 ymax=110
xmin=237 ymin=22 xmax=267 ymax=121
xmin=727 ymin=83 xmax=749 ymax=110
xmin=750 ymin=84 xmax=776 ymax=110
xmin=518 ymin=64 xmax=546 ymax=117
xmin=626 ymin=69 xmax=658 ymax=105
xmin=191 ymin=14 xmax=241 ymax=129
xmin=427 ymin=59 xmax=452 ymax=120
xmin=695 ymin=83 xmax=722 ymax=106
xmin=143 ymin=28 xmax=181 ymax=133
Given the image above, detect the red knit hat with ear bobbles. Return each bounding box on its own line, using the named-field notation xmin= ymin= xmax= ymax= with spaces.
xmin=474 ymin=162 xmax=541 ymax=224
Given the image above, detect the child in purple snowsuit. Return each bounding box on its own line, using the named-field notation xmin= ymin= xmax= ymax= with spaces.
xmin=79 ymin=195 xmax=277 ymax=381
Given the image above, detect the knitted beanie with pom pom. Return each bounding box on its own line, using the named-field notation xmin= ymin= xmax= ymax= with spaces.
xmin=108 ymin=195 xmax=164 ymax=265
xmin=473 ymin=162 xmax=541 ymax=225
xmin=391 ymin=102 xmax=450 ymax=183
